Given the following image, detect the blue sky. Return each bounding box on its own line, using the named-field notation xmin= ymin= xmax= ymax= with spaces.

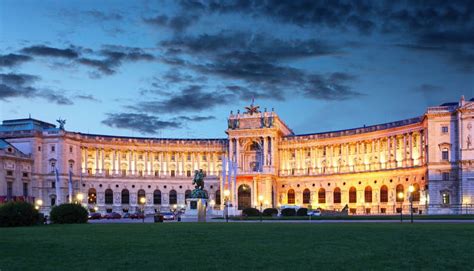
xmin=1 ymin=0 xmax=473 ymax=138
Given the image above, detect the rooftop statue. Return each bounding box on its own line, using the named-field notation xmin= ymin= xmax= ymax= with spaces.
xmin=56 ymin=118 xmax=66 ymax=130
xmin=191 ymin=169 xmax=208 ymax=198
xmin=245 ymin=98 xmax=260 ymax=115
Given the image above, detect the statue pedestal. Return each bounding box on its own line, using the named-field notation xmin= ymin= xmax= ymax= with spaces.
xmin=184 ymin=198 xmax=207 ymax=222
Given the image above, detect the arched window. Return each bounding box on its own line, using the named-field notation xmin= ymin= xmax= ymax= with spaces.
xmin=169 ymin=190 xmax=177 ymax=205
xmin=303 ymin=189 xmax=311 ymax=204
xmin=396 ymin=184 xmax=404 ymax=202
xmin=215 ymin=190 xmax=221 ymax=205
xmin=333 ymin=187 xmax=341 ymax=204
xmin=153 ymin=190 xmax=161 ymax=205
xmin=185 ymin=190 xmax=192 ymax=200
xmin=412 ymin=184 xmax=420 ymax=202
xmin=349 ymin=187 xmax=357 ymax=203
xmin=137 ymin=189 xmax=146 ymax=203
xmin=442 ymin=192 xmax=450 ymax=204
xmin=380 ymin=185 xmax=388 ymax=203
xmin=121 ymin=189 xmax=129 ymax=204
xmin=287 ymin=189 xmax=295 ymax=204
xmin=105 ymin=189 xmax=113 ymax=204
xmin=88 ymin=188 xmax=96 ymax=204
xmin=364 ymin=186 xmax=372 ymax=203
xmin=318 ymin=188 xmax=326 ymax=204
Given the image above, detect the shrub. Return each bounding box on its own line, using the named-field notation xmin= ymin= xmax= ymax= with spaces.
xmin=280 ymin=208 xmax=296 ymax=216
xmin=242 ymin=207 xmax=260 ymax=217
xmin=0 ymin=201 xmax=39 ymax=227
xmin=262 ymin=208 xmax=278 ymax=216
xmin=50 ymin=203 xmax=88 ymax=224
xmin=296 ymin=208 xmax=308 ymax=216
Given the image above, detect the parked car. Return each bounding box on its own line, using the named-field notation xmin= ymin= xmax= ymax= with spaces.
xmin=88 ymin=212 xmax=102 ymax=220
xmin=130 ymin=212 xmax=145 ymax=219
xmin=308 ymin=210 xmax=321 ymax=216
xmin=161 ymin=212 xmax=175 ymax=220
xmin=104 ymin=212 xmax=122 ymax=219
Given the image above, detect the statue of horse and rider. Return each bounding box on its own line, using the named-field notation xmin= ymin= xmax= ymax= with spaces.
xmin=191 ymin=169 xmax=208 ymax=198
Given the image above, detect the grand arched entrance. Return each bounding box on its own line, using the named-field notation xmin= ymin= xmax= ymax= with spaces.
xmin=238 ymin=184 xmax=251 ymax=210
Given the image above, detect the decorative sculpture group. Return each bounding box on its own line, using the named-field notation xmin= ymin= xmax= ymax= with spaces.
xmin=191 ymin=169 xmax=208 ymax=199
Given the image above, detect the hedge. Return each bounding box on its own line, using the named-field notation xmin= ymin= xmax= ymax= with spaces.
xmin=280 ymin=208 xmax=296 ymax=216
xmin=296 ymin=208 xmax=308 ymax=216
xmin=0 ymin=201 xmax=39 ymax=227
xmin=242 ymin=207 xmax=260 ymax=217
xmin=262 ymin=208 xmax=278 ymax=216
xmin=50 ymin=203 xmax=88 ymax=224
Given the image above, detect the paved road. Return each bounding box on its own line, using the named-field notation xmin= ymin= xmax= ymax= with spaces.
xmin=88 ymin=217 xmax=474 ymax=224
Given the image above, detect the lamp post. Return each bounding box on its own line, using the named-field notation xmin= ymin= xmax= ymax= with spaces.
xmin=397 ymin=192 xmax=404 ymax=223
xmin=35 ymin=199 xmax=43 ymax=211
xmin=76 ymin=193 xmax=84 ymax=204
xmin=408 ymin=185 xmax=414 ymax=224
xmin=139 ymin=197 xmax=146 ymax=223
xmin=258 ymin=195 xmax=264 ymax=222
xmin=224 ymin=189 xmax=230 ymax=222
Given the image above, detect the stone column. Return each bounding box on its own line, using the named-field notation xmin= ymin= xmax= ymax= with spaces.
xmin=112 ymin=149 xmax=116 ymax=175
xmin=419 ymin=130 xmax=424 ymax=165
xmin=402 ymin=134 xmax=407 ymax=167
xmin=95 ymin=148 xmax=99 ymax=174
xmin=263 ymin=136 xmax=268 ymax=167
xmin=100 ymin=148 xmax=104 ymax=174
xmin=117 ymin=150 xmax=121 ymax=175
xmin=81 ymin=147 xmax=87 ymax=174
xmin=393 ymin=136 xmax=398 ymax=168
xmin=408 ymin=132 xmax=414 ymax=166
xmin=128 ymin=150 xmax=133 ymax=175
xmin=235 ymin=138 xmax=240 ymax=169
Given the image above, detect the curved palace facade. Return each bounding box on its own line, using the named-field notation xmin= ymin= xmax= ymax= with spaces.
xmin=1 ymin=97 xmax=473 ymax=215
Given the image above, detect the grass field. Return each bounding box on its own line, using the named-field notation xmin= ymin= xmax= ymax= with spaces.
xmin=1 ymin=223 xmax=473 ymax=270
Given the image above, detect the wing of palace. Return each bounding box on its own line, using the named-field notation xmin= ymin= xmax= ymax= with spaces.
xmin=1 ymin=96 xmax=473 ymax=215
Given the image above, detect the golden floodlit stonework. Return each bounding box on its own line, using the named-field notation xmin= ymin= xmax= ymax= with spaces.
xmin=1 ymin=96 xmax=473 ymax=215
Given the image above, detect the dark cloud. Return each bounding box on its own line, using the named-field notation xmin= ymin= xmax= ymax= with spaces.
xmin=75 ymin=94 xmax=101 ymax=102
xmin=173 ymin=115 xmax=216 ymax=122
xmin=144 ymin=14 xmax=199 ymax=32
xmin=101 ymin=113 xmax=181 ymax=134
xmin=415 ymin=84 xmax=444 ymax=93
xmin=0 ymin=72 xmax=73 ymax=105
xmin=161 ymin=31 xmax=339 ymax=59
xmin=0 ymin=54 xmax=33 ymax=67
xmin=83 ymin=10 xmax=123 ymax=21
xmin=130 ymin=85 xmax=233 ymax=113
xmin=21 ymin=45 xmax=79 ymax=59
xmin=303 ymin=73 xmax=361 ymax=100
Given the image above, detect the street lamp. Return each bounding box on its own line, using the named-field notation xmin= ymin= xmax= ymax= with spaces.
xmin=35 ymin=199 xmax=43 ymax=210
xmin=408 ymin=185 xmax=414 ymax=224
xmin=224 ymin=189 xmax=230 ymax=222
xmin=258 ymin=195 xmax=264 ymax=222
xmin=139 ymin=197 xmax=146 ymax=223
xmin=76 ymin=193 xmax=84 ymax=204
xmin=397 ymin=192 xmax=404 ymax=223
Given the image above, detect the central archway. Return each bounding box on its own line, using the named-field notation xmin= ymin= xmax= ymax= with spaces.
xmin=238 ymin=184 xmax=251 ymax=210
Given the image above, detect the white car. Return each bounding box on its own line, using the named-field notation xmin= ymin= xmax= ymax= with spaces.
xmin=308 ymin=210 xmax=321 ymax=216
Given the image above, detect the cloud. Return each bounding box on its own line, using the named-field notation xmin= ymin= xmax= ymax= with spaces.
xmin=101 ymin=113 xmax=181 ymax=134
xmin=129 ymin=85 xmax=233 ymax=113
xmin=0 ymin=54 xmax=33 ymax=67
xmin=0 ymin=72 xmax=73 ymax=105
xmin=143 ymin=14 xmax=199 ymax=32
xmin=21 ymin=45 xmax=79 ymax=59
xmin=415 ymin=84 xmax=444 ymax=93
xmin=303 ymin=73 xmax=362 ymax=100
xmin=83 ymin=10 xmax=123 ymax=21
xmin=75 ymin=94 xmax=101 ymax=102
xmin=173 ymin=115 xmax=216 ymax=122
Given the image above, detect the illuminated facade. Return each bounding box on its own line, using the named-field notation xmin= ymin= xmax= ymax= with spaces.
xmin=1 ymin=96 xmax=473 ymax=215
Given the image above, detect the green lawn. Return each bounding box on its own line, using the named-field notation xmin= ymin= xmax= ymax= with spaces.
xmin=1 ymin=223 xmax=473 ymax=270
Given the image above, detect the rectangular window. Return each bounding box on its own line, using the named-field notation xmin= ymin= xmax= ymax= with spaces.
xmin=38 ymin=146 xmax=41 ymax=152
xmin=187 ymin=154 xmax=191 ymax=161
xmin=69 ymin=146 xmax=73 ymax=153
xmin=51 ymin=145 xmax=55 ymax=152
xmin=442 ymin=193 xmax=450 ymax=204
xmin=122 ymin=169 xmax=127 ymax=176
xmin=442 ymin=172 xmax=450 ymax=181
xmin=442 ymin=150 xmax=449 ymax=161
xmin=441 ymin=126 xmax=448 ymax=133
xmin=22 ymin=172 xmax=29 ymax=178
xmin=51 ymin=181 xmax=55 ymax=188
xmin=23 ymin=183 xmax=28 ymax=197
xmin=186 ymin=170 xmax=191 ymax=177
xmin=170 ymin=170 xmax=175 ymax=177
xmin=87 ymin=168 xmax=92 ymax=175
xmin=138 ymin=170 xmax=143 ymax=177
xmin=6 ymin=170 xmax=13 ymax=176
xmin=7 ymin=182 xmax=13 ymax=200
xmin=154 ymin=170 xmax=159 ymax=177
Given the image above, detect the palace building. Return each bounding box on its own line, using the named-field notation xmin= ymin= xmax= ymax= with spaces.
xmin=1 ymin=96 xmax=473 ymax=215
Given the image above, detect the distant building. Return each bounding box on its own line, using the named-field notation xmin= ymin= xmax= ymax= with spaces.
xmin=1 ymin=97 xmax=473 ymax=215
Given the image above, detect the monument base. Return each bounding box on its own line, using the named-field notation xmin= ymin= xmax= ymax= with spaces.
xmin=184 ymin=198 xmax=207 ymax=222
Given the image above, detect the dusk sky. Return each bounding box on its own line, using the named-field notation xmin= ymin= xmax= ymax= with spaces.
xmin=1 ymin=0 xmax=473 ymax=138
